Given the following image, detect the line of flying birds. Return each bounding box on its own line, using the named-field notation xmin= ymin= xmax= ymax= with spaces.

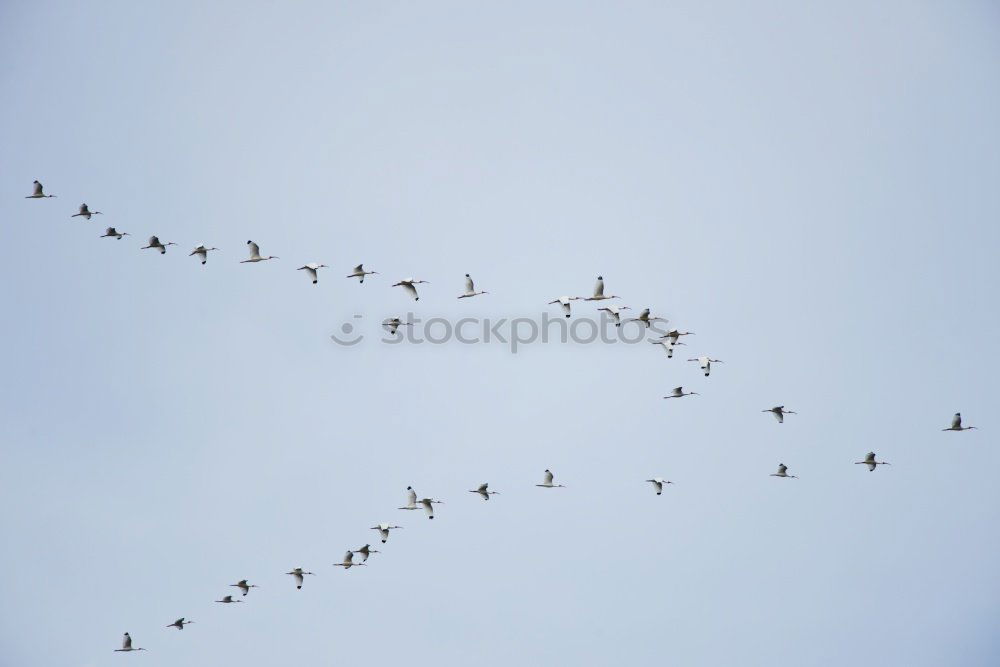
xmin=23 ymin=179 xmax=981 ymax=654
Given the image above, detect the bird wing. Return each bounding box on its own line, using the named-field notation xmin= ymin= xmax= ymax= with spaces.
xmin=773 ymin=411 xmax=783 ymax=423
xmin=293 ymin=572 xmax=303 ymax=586
xmin=952 ymin=414 xmax=962 ymax=429
xmin=477 ymin=483 xmax=488 ymax=492
xmin=248 ymin=241 xmax=260 ymax=258
xmin=593 ymin=277 xmax=605 ymax=297
xmin=421 ymin=500 xmax=434 ymax=516
xmin=122 ymin=634 xmax=132 ymax=649
xmin=402 ymin=283 xmax=418 ymax=299
xmin=465 ymin=275 xmax=474 ymax=293
xmin=543 ymin=470 xmax=554 ymax=485
xmin=407 ymin=488 xmax=417 ymax=505
xmin=148 ymin=236 xmax=159 ymax=246
xmin=353 ymin=264 xmax=364 ymax=273
xmin=33 ymin=181 xmax=44 ymax=196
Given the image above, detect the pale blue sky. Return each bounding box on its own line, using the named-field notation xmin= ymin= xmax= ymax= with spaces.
xmin=2 ymin=1 xmax=999 ymax=665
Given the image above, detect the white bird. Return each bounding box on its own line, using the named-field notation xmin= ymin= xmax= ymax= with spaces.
xmin=458 ymin=273 xmax=488 ymax=298
xmin=353 ymin=544 xmax=380 ymax=562
xmin=688 ymin=356 xmax=723 ymax=377
xmin=383 ymin=317 xmax=413 ymax=335
xmin=230 ymin=579 xmax=259 ymax=596
xmin=770 ymin=463 xmax=798 ymax=479
xmin=25 ymin=180 xmax=55 ymax=198
xmin=347 ymin=263 xmax=378 ymax=283
xmin=334 ymin=550 xmax=366 ymax=568
xmin=398 ymin=486 xmax=421 ymax=510
xmin=100 ymin=227 xmax=129 ymax=240
xmin=297 ymin=262 xmax=328 ymax=284
xmin=649 ymin=339 xmax=685 ymax=358
xmin=584 ymin=275 xmax=620 ymax=301
xmin=214 ymin=595 xmax=242 ymax=603
xmin=392 ymin=278 xmax=429 ymax=301
xmin=645 ymin=478 xmax=674 ymax=495
xmin=660 ymin=329 xmax=694 ymax=344
xmin=285 ymin=568 xmax=315 ymax=589
xmin=855 ymin=452 xmax=890 ymax=471
xmin=141 ymin=235 xmax=177 ymax=254
xmin=166 ymin=618 xmax=193 ymax=630
xmin=536 ymin=469 xmax=565 ymax=488
xmin=370 ymin=523 xmax=403 ymax=544
xmin=763 ymin=406 xmax=796 ymax=423
xmin=72 ymin=203 xmax=102 ymax=219
xmin=419 ymin=497 xmax=443 ymax=519
xmin=625 ymin=308 xmax=667 ymax=328
xmin=468 ymin=482 xmax=499 ymax=500
xmin=598 ymin=305 xmax=631 ymax=327
xmin=240 ymin=240 xmax=278 ymax=263
xmin=114 ymin=632 xmax=146 ymax=652
xmin=548 ymin=296 xmax=581 ymax=318
xmin=189 ymin=243 xmax=219 ymax=265
xmin=663 ymin=386 xmax=698 ymax=399
xmin=942 ymin=412 xmax=978 ymax=432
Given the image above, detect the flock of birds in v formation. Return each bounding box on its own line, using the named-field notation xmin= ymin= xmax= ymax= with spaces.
xmin=23 ymin=179 xmax=982 ymax=653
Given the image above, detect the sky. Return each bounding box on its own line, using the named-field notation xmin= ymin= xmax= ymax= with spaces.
xmin=1 ymin=1 xmax=999 ymax=665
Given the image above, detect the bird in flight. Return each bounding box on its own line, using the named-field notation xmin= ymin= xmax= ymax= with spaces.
xmin=189 ymin=243 xmax=219 ymax=265
xmin=285 ymin=568 xmax=315 ymax=589
xmin=942 ymin=412 xmax=978 ymax=432
xmin=458 ymin=273 xmax=488 ymax=298
xmin=763 ymin=406 xmax=796 ymax=423
xmin=334 ymin=550 xmax=366 ymax=569
xmin=419 ymin=497 xmax=443 ymax=519
xmin=392 ymin=277 xmax=429 ymax=301
xmin=650 ymin=338 xmax=685 ymax=358
xmin=584 ymin=275 xmax=620 ymax=301
xmin=72 ymin=203 xmax=102 ymax=219
xmin=346 ymin=263 xmax=378 ymax=283
xmin=166 ymin=618 xmax=193 ymax=630
xmin=548 ymin=295 xmax=581 ymax=318
xmin=25 ymin=180 xmax=56 ymax=198
xmin=215 ymin=595 xmax=242 ymax=604
xmin=100 ymin=227 xmax=129 ymax=240
xmin=240 ymin=240 xmax=278 ymax=263
xmin=141 ymin=235 xmax=177 ymax=254
xmin=114 ymin=632 xmax=146 ymax=652
xmin=469 ymin=482 xmax=499 ymax=500
xmin=383 ymin=317 xmax=413 ymax=335
xmin=770 ymin=463 xmax=798 ymax=479
xmin=598 ymin=305 xmax=631 ymax=327
xmin=536 ymin=469 xmax=566 ymax=488
xmin=353 ymin=544 xmax=379 ymax=562
xmin=297 ymin=262 xmax=328 ymax=284
xmin=370 ymin=523 xmax=403 ymax=544
xmin=399 ymin=486 xmax=421 ymax=510
xmin=625 ymin=308 xmax=667 ymax=328
xmin=663 ymin=386 xmax=698 ymax=399
xmin=645 ymin=478 xmax=674 ymax=495
xmin=688 ymin=356 xmax=723 ymax=377
xmin=230 ymin=579 xmax=259 ymax=596
xmin=854 ymin=452 xmax=890 ymax=471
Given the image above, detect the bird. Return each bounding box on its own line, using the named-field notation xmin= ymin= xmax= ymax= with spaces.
xmin=625 ymin=308 xmax=667 ymax=328
xmin=548 ymin=296 xmax=582 ymax=318
xmin=71 ymin=203 xmax=102 ymax=219
xmin=536 ymin=469 xmax=565 ymax=488
xmin=584 ymin=275 xmax=620 ymax=301
xmin=353 ymin=544 xmax=380 ymax=562
xmin=141 ymin=235 xmax=177 ymax=254
xmin=650 ymin=339 xmax=685 ymax=358
xmin=419 ymin=497 xmax=443 ymax=519
xmin=763 ymin=406 xmax=796 ymax=423
xmin=854 ymin=452 xmax=890 ymax=471
xmin=392 ymin=278 xmax=429 ymax=301
xmin=166 ymin=618 xmax=193 ymax=630
xmin=660 ymin=329 xmax=694 ymax=344
xmin=469 ymin=482 xmax=499 ymax=500
xmin=646 ymin=478 xmax=674 ymax=495
xmin=346 ymin=264 xmax=378 ymax=283
xmin=25 ymin=180 xmax=55 ymax=198
xmin=383 ymin=317 xmax=413 ymax=335
xmin=942 ymin=412 xmax=978 ymax=431
xmin=214 ymin=595 xmax=242 ymax=604
xmin=230 ymin=579 xmax=259 ymax=596
xmin=688 ymin=356 xmax=723 ymax=377
xmin=285 ymin=568 xmax=315 ymax=589
xmin=334 ymin=550 xmax=366 ymax=569
xmin=663 ymin=386 xmax=698 ymax=399
xmin=189 ymin=244 xmax=219 ymax=265
xmin=114 ymin=632 xmax=145 ymax=652
xmin=399 ymin=486 xmax=421 ymax=510
xmin=770 ymin=463 xmax=798 ymax=479
xmin=240 ymin=240 xmax=278 ymax=263
xmin=370 ymin=523 xmax=403 ymax=544
xmin=458 ymin=273 xmax=488 ymax=298
xmin=598 ymin=305 xmax=631 ymax=326
xmin=297 ymin=262 xmax=328 ymax=284
xmin=100 ymin=227 xmax=129 ymax=240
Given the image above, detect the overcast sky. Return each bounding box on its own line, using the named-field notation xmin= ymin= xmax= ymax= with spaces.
xmin=2 ymin=1 xmax=999 ymax=665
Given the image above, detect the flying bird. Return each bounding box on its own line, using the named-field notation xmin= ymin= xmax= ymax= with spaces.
xmin=458 ymin=274 xmax=488 ymax=298
xmin=370 ymin=523 xmax=403 ymax=544
xmin=215 ymin=595 xmax=242 ymax=604
xmin=392 ymin=278 xmax=429 ymax=301
xmin=419 ymin=497 xmax=443 ymax=519
xmin=598 ymin=305 xmax=631 ymax=327
xmin=114 ymin=632 xmax=145 ymax=652
xmin=663 ymin=386 xmax=698 ymax=399
xmin=230 ymin=579 xmax=259 ymax=596
xmin=166 ymin=618 xmax=193 ymax=630
xmin=763 ymin=406 xmax=796 ymax=423
xmin=347 ymin=264 xmax=378 ymax=283
xmin=646 ymin=478 xmax=674 ymax=495
xmin=25 ymin=180 xmax=55 ymax=198
xmin=100 ymin=227 xmax=129 ymax=240
xmin=399 ymin=486 xmax=421 ymax=510
xmin=536 ymin=469 xmax=565 ymax=488
xmin=688 ymin=356 xmax=723 ymax=377
xmin=660 ymin=329 xmax=694 ymax=344
xmin=383 ymin=317 xmax=413 ymax=335
xmin=584 ymin=276 xmax=620 ymax=301
xmin=141 ymin=236 xmax=177 ymax=254
xmin=240 ymin=240 xmax=278 ymax=263
xmin=548 ymin=296 xmax=581 ymax=318
xmin=469 ymin=482 xmax=499 ymax=500
xmin=942 ymin=413 xmax=978 ymax=431
xmin=854 ymin=452 xmax=890 ymax=471
xmin=71 ymin=203 xmax=102 ymax=219
xmin=353 ymin=544 xmax=379 ymax=562
xmin=189 ymin=244 xmax=219 ymax=265
xmin=298 ymin=262 xmax=328 ymax=284
xmin=650 ymin=339 xmax=685 ymax=358
xmin=625 ymin=308 xmax=667 ymax=328
xmin=285 ymin=568 xmax=315 ymax=589
xmin=334 ymin=550 xmax=366 ymax=569
xmin=770 ymin=463 xmax=798 ymax=479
